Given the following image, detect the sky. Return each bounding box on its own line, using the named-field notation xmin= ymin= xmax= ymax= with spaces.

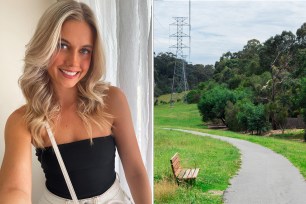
xmin=154 ymin=0 xmax=306 ymax=65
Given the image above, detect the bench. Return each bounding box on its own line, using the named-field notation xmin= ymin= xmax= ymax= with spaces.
xmin=170 ymin=153 xmax=200 ymax=185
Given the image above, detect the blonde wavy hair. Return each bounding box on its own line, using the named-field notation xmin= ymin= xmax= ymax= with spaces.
xmin=19 ymin=0 xmax=111 ymax=148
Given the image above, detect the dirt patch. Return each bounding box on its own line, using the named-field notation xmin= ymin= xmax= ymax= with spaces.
xmin=208 ymin=125 xmax=228 ymax=130
xmin=264 ymin=129 xmax=303 ymax=136
xmin=207 ymin=190 xmax=224 ymax=196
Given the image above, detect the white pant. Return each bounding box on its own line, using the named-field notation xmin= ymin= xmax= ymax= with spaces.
xmin=38 ymin=177 xmax=133 ymax=204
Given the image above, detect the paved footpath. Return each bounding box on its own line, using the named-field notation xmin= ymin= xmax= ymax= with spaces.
xmin=165 ymin=128 xmax=306 ymax=204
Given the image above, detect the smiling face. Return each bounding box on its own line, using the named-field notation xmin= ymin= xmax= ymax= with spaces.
xmin=47 ymin=20 xmax=94 ymax=91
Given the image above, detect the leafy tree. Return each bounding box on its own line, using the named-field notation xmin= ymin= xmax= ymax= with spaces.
xmin=154 ymin=52 xmax=214 ymax=96
xmin=187 ymin=64 xmax=214 ymax=90
xmin=198 ymin=80 xmax=218 ymax=91
xmin=198 ymin=86 xmax=235 ymax=126
xmin=154 ymin=52 xmax=176 ymax=96
xmin=247 ymin=104 xmax=270 ymax=135
xmin=225 ymin=101 xmax=240 ymax=131
xmin=297 ymin=22 xmax=306 ymax=48
xmin=299 ymin=78 xmax=306 ymax=142
xmin=186 ymin=90 xmax=201 ymax=104
xmin=238 ymin=39 xmax=262 ymax=75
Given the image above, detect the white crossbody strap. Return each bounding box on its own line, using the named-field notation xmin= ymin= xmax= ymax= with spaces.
xmin=45 ymin=122 xmax=79 ymax=204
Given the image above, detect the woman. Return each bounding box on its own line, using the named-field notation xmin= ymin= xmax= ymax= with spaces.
xmin=0 ymin=1 xmax=151 ymax=203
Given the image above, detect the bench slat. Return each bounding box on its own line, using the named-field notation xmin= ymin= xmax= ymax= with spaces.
xmin=183 ymin=169 xmax=191 ymax=179
xmin=193 ymin=168 xmax=200 ymax=178
xmin=187 ymin=169 xmax=195 ymax=179
xmin=177 ymin=168 xmax=187 ymax=179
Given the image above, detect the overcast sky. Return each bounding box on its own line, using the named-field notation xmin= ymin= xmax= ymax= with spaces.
xmin=154 ymin=0 xmax=306 ymax=65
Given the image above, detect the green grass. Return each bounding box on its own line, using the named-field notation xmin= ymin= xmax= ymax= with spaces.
xmin=157 ymin=91 xmax=189 ymax=103
xmin=270 ymin=129 xmax=304 ymax=141
xmin=154 ymin=102 xmax=241 ymax=203
xmin=154 ymin=128 xmax=240 ymax=203
xmin=154 ymin=103 xmax=204 ymax=128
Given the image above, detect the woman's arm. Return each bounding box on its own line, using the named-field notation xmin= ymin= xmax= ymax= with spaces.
xmin=107 ymin=86 xmax=152 ymax=204
xmin=0 ymin=109 xmax=32 ymax=204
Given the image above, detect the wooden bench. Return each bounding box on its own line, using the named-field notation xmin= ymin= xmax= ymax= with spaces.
xmin=170 ymin=153 xmax=200 ymax=185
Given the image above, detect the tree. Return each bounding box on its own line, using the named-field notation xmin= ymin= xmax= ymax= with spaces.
xmin=247 ymin=104 xmax=270 ymax=135
xmin=299 ymin=78 xmax=306 ymax=142
xmin=239 ymin=39 xmax=262 ymax=76
xmin=154 ymin=52 xmax=176 ymax=96
xmin=225 ymin=101 xmax=240 ymax=131
xmin=259 ymin=31 xmax=296 ymax=129
xmin=154 ymin=52 xmax=214 ymax=96
xmin=198 ymin=86 xmax=235 ymax=126
xmin=187 ymin=64 xmax=214 ymax=90
xmin=186 ymin=90 xmax=201 ymax=104
xmin=296 ymin=22 xmax=306 ymax=48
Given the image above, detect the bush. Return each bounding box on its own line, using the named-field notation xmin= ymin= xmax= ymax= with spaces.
xmin=225 ymin=99 xmax=270 ymax=134
xmin=299 ymin=78 xmax=306 ymax=141
xmin=198 ymin=86 xmax=236 ymax=126
xmin=154 ymin=98 xmax=158 ymax=106
xmin=225 ymin=101 xmax=240 ymax=131
xmin=186 ymin=90 xmax=201 ymax=104
xmin=247 ymin=104 xmax=270 ymax=134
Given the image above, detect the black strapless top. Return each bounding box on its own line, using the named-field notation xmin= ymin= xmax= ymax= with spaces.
xmin=35 ymin=136 xmax=116 ymax=199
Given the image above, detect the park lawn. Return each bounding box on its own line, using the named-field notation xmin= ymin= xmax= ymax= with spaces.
xmin=154 ymin=128 xmax=240 ymax=204
xmin=154 ymin=103 xmax=205 ymax=129
xmin=270 ymin=129 xmax=304 ymax=141
xmin=154 ymin=102 xmax=240 ymax=203
xmin=155 ymin=102 xmax=306 ymax=179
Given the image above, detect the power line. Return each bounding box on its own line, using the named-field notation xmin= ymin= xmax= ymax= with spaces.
xmin=153 ymin=15 xmax=168 ymax=32
xmin=169 ymin=16 xmax=190 ymax=106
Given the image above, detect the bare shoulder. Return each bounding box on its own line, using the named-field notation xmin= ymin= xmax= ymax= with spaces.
xmin=105 ymin=86 xmax=126 ymax=100
xmin=6 ymin=106 xmax=26 ymax=129
xmin=104 ymin=86 xmax=128 ymax=108
xmin=5 ymin=106 xmax=31 ymax=142
xmin=7 ymin=106 xmax=26 ymax=122
xmin=103 ymin=86 xmax=131 ymax=118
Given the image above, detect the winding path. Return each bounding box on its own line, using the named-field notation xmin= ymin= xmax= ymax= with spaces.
xmin=165 ymin=128 xmax=306 ymax=204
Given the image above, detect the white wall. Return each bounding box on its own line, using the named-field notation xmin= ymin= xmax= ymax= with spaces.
xmin=0 ymin=0 xmax=56 ymax=203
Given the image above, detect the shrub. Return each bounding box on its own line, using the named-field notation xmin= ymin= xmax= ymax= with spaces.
xmin=225 ymin=99 xmax=270 ymax=134
xmin=186 ymin=90 xmax=201 ymax=104
xmin=198 ymin=86 xmax=235 ymax=126
xmin=225 ymin=101 xmax=240 ymax=131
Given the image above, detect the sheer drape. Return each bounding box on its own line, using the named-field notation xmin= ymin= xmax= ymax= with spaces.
xmin=81 ymin=0 xmax=153 ymax=197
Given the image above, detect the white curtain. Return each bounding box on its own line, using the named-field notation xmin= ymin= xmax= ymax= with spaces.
xmin=81 ymin=0 xmax=153 ymax=196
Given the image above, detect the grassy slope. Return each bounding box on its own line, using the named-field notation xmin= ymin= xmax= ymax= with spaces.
xmin=157 ymin=92 xmax=188 ymax=103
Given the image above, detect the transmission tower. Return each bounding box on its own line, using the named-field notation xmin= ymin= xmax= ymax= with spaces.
xmin=169 ymin=17 xmax=190 ymax=105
